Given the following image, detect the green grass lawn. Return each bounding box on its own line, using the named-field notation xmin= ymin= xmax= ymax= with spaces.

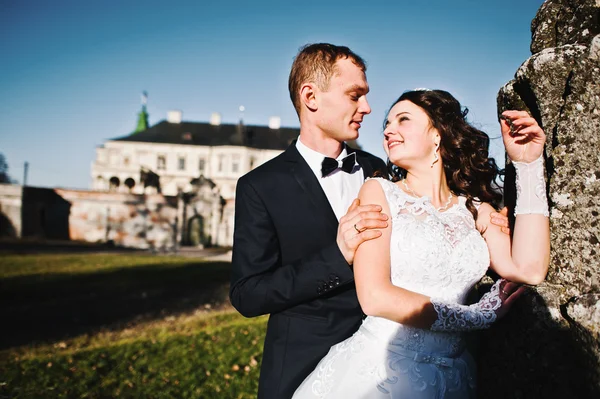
xmin=0 ymin=253 xmax=235 ymax=348
xmin=0 ymin=252 xmax=267 ymax=398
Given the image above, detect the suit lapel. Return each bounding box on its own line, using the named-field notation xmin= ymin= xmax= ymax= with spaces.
xmin=348 ymin=147 xmax=375 ymax=180
xmin=283 ymin=142 xmax=339 ymax=230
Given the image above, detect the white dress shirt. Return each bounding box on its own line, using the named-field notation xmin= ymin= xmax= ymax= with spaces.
xmin=296 ymin=138 xmax=364 ymax=221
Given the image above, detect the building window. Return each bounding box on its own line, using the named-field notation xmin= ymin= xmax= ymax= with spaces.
xmin=178 ymin=156 xmax=186 ymax=171
xmin=199 ymin=158 xmax=206 ymax=173
xmin=109 ymin=176 xmax=120 ymax=191
xmin=96 ymin=176 xmax=105 ymax=190
xmin=136 ymin=151 xmax=147 ymax=165
xmin=157 ymin=155 xmax=166 ymax=170
xmin=108 ymin=150 xmax=119 ymax=165
xmin=231 ymin=154 xmax=240 ymax=173
xmin=124 ymin=177 xmax=135 ymax=191
xmin=218 ymin=155 xmax=225 ymax=173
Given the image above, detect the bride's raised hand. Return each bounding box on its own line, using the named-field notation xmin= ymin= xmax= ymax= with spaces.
xmin=500 ymin=110 xmax=546 ymax=163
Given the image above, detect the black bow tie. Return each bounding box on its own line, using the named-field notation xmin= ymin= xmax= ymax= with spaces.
xmin=321 ymin=152 xmax=357 ymax=177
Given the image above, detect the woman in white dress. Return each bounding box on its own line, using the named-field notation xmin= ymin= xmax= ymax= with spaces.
xmin=293 ymin=89 xmax=550 ymax=398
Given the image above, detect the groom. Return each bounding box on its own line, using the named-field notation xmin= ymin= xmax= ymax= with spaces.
xmin=230 ymin=43 xmax=388 ymax=398
xmin=230 ymin=43 xmax=510 ymax=398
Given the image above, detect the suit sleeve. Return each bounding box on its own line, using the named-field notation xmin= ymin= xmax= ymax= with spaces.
xmin=229 ymin=176 xmax=355 ymax=318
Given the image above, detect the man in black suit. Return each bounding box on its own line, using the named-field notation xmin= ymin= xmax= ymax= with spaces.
xmin=230 ymin=43 xmax=510 ymax=398
xmin=230 ymin=43 xmax=388 ymax=398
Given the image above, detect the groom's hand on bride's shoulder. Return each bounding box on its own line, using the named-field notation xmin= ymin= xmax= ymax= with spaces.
xmin=337 ymin=199 xmax=389 ymax=266
xmin=490 ymin=207 xmax=510 ymax=235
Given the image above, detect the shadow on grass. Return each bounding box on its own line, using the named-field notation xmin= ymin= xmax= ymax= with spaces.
xmin=0 ymin=238 xmax=142 ymax=254
xmin=0 ymin=260 xmax=232 ymax=350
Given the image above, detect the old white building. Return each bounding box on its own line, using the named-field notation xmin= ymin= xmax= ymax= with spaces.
xmin=90 ymin=104 xmax=300 ymax=247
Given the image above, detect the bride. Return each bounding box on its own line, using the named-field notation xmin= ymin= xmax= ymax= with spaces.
xmin=293 ymin=89 xmax=550 ymax=398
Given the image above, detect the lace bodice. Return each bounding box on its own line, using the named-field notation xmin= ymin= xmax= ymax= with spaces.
xmin=376 ymin=178 xmax=489 ymax=302
xmin=360 ymin=178 xmax=490 ymax=353
xmin=293 ymin=178 xmax=491 ymax=398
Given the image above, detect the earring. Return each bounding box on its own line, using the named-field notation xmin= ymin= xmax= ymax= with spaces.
xmin=431 ymin=142 xmax=440 ymax=168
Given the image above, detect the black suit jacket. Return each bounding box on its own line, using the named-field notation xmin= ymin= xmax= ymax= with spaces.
xmin=230 ymin=142 xmax=387 ymax=399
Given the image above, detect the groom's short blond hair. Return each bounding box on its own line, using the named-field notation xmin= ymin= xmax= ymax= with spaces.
xmin=288 ymin=43 xmax=367 ymax=116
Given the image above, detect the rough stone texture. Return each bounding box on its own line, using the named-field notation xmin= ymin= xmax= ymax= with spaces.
xmin=531 ymin=0 xmax=600 ymax=54
xmin=479 ymin=1 xmax=600 ymax=397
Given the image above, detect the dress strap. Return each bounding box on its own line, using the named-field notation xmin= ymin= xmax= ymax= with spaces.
xmin=366 ymin=177 xmax=410 ymax=217
xmin=462 ymin=196 xmax=482 ymax=210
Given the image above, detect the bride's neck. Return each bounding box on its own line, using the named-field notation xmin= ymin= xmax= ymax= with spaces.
xmin=403 ymin=169 xmax=452 ymax=206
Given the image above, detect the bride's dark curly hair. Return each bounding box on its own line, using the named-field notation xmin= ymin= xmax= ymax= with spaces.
xmin=383 ymin=89 xmax=504 ymax=220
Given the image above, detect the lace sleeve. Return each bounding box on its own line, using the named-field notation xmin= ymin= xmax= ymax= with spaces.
xmin=513 ymin=155 xmax=549 ymax=217
xmin=430 ymin=279 xmax=503 ymax=332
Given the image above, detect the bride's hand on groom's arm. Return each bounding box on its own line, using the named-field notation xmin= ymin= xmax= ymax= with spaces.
xmin=336 ymin=198 xmax=389 ymax=265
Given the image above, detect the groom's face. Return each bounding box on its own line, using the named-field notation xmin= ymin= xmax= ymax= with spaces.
xmin=315 ymin=58 xmax=371 ymax=142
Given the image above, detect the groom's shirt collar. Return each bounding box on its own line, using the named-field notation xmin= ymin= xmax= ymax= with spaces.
xmin=296 ymin=138 xmax=350 ymax=177
xmin=296 ymin=137 xmax=363 ymax=221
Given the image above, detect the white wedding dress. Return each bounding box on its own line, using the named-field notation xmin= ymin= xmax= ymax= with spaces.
xmin=293 ymin=178 xmax=490 ymax=399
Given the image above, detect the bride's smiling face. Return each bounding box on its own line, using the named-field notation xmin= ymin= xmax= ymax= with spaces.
xmin=383 ymin=100 xmax=439 ymax=170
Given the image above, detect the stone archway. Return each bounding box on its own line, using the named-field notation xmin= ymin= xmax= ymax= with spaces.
xmin=109 ymin=176 xmax=120 ymax=191
xmin=124 ymin=177 xmax=135 ymax=192
xmin=187 ymin=215 xmax=207 ymax=247
xmin=0 ymin=211 xmax=16 ymax=237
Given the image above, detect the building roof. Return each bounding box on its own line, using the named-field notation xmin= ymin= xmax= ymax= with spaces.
xmin=111 ymin=120 xmax=300 ymax=150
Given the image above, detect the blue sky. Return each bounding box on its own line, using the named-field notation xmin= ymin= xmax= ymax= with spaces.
xmin=0 ymin=0 xmax=544 ymax=189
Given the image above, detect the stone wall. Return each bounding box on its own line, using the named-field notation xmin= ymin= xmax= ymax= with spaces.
xmin=22 ymin=186 xmax=72 ymax=240
xmin=479 ymin=1 xmax=600 ymax=397
xmin=55 ymin=189 xmax=179 ymax=250
xmin=0 ymin=183 xmax=23 ymax=237
xmin=0 ymin=183 xmax=229 ymax=249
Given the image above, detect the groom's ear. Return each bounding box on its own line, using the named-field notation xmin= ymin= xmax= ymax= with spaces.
xmin=299 ymin=83 xmax=318 ymax=112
